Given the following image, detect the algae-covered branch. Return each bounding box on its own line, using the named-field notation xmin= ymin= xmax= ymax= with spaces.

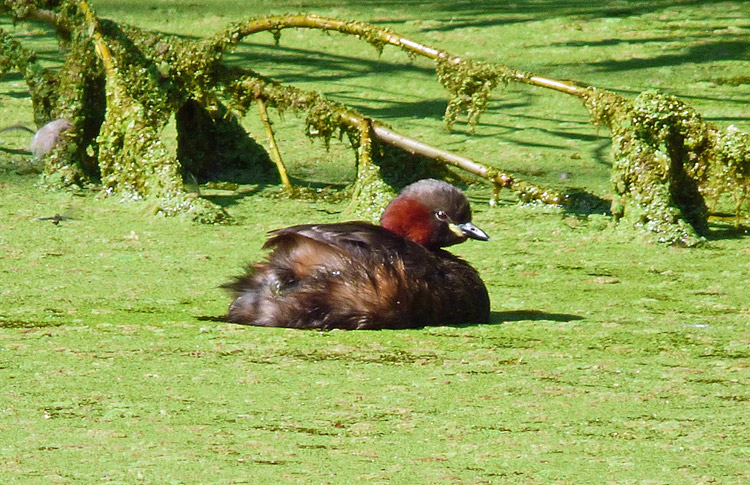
xmin=0 ymin=2 xmax=554 ymax=221
xmin=1 ymin=3 xmax=748 ymax=243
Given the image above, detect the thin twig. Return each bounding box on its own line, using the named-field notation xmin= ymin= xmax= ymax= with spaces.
xmin=255 ymin=97 xmax=290 ymax=188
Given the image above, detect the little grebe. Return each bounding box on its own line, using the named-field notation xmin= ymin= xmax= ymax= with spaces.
xmin=224 ymin=179 xmax=490 ymax=329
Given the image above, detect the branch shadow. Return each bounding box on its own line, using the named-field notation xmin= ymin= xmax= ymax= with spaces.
xmin=225 ymin=40 xmax=435 ymax=85
xmin=199 ymin=179 xmax=352 ymax=210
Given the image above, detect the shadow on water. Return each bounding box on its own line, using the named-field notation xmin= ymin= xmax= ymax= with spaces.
xmin=561 ymin=190 xmax=612 ymax=217
xmin=197 ymin=310 xmax=585 ymax=328
xmin=705 ymin=216 xmax=750 ymax=242
xmin=489 ymin=310 xmax=584 ymax=324
xmin=199 ymin=179 xmax=353 ymax=210
xmin=0 ymin=147 xmax=32 ymax=156
xmin=197 ymin=315 xmax=229 ymax=323
xmin=197 ymin=182 xmax=271 ymax=209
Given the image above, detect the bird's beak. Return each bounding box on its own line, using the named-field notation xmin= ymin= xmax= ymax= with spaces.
xmin=450 ymin=222 xmax=490 ymax=241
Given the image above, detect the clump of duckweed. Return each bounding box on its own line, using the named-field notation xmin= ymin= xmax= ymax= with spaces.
xmin=154 ymin=191 xmax=230 ymax=224
xmin=704 ymin=126 xmax=750 ymax=217
xmin=584 ymin=88 xmax=750 ymax=246
xmin=344 ymin=121 xmax=396 ymax=221
xmin=515 ymin=182 xmax=567 ymax=207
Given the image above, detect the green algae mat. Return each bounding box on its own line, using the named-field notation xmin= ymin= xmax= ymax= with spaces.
xmin=1 ymin=1 xmax=749 ymax=482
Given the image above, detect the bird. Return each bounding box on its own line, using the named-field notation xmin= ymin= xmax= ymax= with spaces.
xmin=29 ymin=119 xmax=73 ymax=159
xmin=223 ymin=178 xmax=490 ymax=329
xmin=0 ymin=119 xmax=74 ymax=159
xmin=37 ymin=213 xmax=71 ymax=225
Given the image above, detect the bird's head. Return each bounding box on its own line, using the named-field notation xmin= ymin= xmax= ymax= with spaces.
xmin=380 ymin=179 xmax=489 ymax=249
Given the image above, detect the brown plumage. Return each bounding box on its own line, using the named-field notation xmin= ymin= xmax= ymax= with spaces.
xmin=223 ymin=179 xmax=490 ymax=329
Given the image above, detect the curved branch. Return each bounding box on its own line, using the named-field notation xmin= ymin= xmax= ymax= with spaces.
xmin=212 ymin=14 xmax=586 ymax=98
xmin=362 ymin=120 xmax=565 ymax=205
xmin=339 ymin=112 xmax=507 ymax=183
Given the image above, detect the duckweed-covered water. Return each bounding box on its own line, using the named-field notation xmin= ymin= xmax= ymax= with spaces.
xmin=1 ymin=1 xmax=749 ymax=482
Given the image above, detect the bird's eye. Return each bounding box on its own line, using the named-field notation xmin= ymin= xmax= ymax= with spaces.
xmin=435 ymin=210 xmax=448 ymax=221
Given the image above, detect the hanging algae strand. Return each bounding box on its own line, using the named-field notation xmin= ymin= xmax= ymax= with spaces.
xmin=436 ymin=56 xmax=515 ymax=131
xmin=82 ymin=1 xmax=230 ymax=222
xmin=707 ymin=126 xmax=750 ymax=219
